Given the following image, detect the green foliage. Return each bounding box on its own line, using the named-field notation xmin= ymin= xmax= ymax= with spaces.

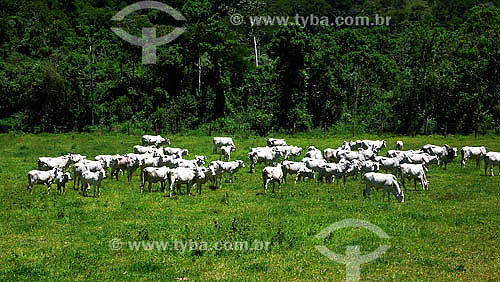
xmin=0 ymin=1 xmax=500 ymax=135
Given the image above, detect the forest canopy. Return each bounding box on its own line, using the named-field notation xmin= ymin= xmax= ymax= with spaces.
xmin=1 ymin=0 xmax=499 ymax=135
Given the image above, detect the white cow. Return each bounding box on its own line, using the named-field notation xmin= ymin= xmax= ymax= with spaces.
xmin=461 ymin=146 xmax=487 ymax=168
xmin=317 ymin=162 xmax=349 ymax=185
xmin=95 ymin=155 xmax=122 ymax=171
xmin=295 ymin=167 xmax=315 ymax=183
xmin=168 ymin=167 xmax=197 ymax=197
xmin=360 ymin=160 xmax=381 ymax=176
xmin=360 ymin=140 xmax=387 ymax=152
xmin=422 ymin=144 xmax=458 ymax=169
xmin=134 ymin=145 xmax=158 ymax=154
xmin=396 ymin=141 xmax=404 ymax=151
xmin=110 ymin=157 xmax=129 ymax=181
xmin=305 ymin=146 xmax=323 ymax=159
xmin=484 ymin=152 xmax=500 ymax=176
xmin=220 ymin=145 xmax=236 ymax=161
xmin=282 ymin=161 xmax=309 ymax=184
xmin=195 ymin=166 xmax=216 ymax=194
xmin=375 ymin=156 xmax=402 ymax=175
xmin=399 ymin=164 xmax=429 ymax=191
xmin=273 ymin=146 xmax=302 ymax=160
xmin=302 ymin=157 xmax=328 ymax=172
xmin=37 ymin=155 xmax=72 ymax=171
xmin=213 ymin=137 xmax=235 ymax=153
xmin=73 ymin=160 xmax=104 ymax=191
xmin=27 ymin=168 xmax=60 ymax=194
xmin=267 ymin=138 xmax=287 ymax=147
xmin=163 ymin=147 xmax=189 ymax=157
xmin=323 ymin=148 xmax=339 ymax=162
xmin=55 ymin=172 xmax=72 ymax=194
xmin=210 ymin=160 xmax=245 ymax=186
xmin=140 ymin=166 xmax=170 ymax=193
xmin=142 ymin=135 xmax=170 ymax=147
xmin=249 ymin=147 xmax=283 ymax=173
xmin=262 ymin=165 xmax=284 ymax=193
xmin=363 ymin=173 xmax=404 ymax=203
xmin=81 ymin=169 xmax=106 ymax=197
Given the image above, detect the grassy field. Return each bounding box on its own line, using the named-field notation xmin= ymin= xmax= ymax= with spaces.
xmin=0 ymin=132 xmax=499 ymax=281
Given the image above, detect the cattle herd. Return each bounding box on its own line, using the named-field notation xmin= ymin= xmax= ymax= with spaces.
xmin=26 ymin=135 xmax=500 ymax=203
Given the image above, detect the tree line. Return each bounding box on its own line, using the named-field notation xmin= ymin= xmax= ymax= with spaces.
xmin=1 ymin=0 xmax=499 ymax=136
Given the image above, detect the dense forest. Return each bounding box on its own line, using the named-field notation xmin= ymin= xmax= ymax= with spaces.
xmin=1 ymin=0 xmax=499 ymax=135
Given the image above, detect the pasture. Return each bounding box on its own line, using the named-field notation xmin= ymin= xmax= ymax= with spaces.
xmin=0 ymin=133 xmax=499 ymax=281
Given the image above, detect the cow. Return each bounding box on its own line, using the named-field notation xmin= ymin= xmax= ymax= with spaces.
xmin=134 ymin=145 xmax=158 ymax=154
xmin=262 ymin=165 xmax=284 ymax=193
xmin=213 ymin=137 xmax=235 ymax=153
xmin=375 ymin=156 xmax=402 ymax=175
xmin=210 ymin=160 xmax=245 ymax=187
xmin=396 ymin=141 xmax=404 ymax=151
xmin=167 ymin=167 xmax=197 ymax=197
xmin=163 ymin=147 xmax=189 ymax=157
xmin=110 ymin=157 xmax=129 ymax=181
xmin=37 ymin=155 xmax=72 ymax=171
xmin=360 ymin=160 xmax=381 ymax=177
xmin=81 ymin=169 xmax=106 ymax=197
xmin=282 ymin=161 xmax=309 ymax=184
xmin=305 ymin=146 xmax=323 ymax=159
xmin=173 ymin=156 xmax=206 ymax=169
xmin=194 ymin=166 xmax=216 ymax=194
xmin=360 ymin=140 xmax=387 ymax=152
xmin=317 ymin=162 xmax=349 ymax=185
xmin=55 ymin=172 xmax=72 ymax=194
xmin=95 ymin=155 xmax=122 ymax=172
xmin=267 ymin=138 xmax=287 ymax=147
xmin=302 ymin=157 xmax=328 ymax=172
xmin=73 ymin=160 xmax=104 ymax=191
xmin=220 ymin=145 xmax=236 ymax=161
xmin=363 ymin=173 xmax=404 ymax=203
xmin=27 ymin=168 xmax=60 ymax=194
xmin=142 ymin=135 xmax=170 ymax=147
xmin=273 ymin=146 xmax=302 ymax=160
xmin=399 ymin=164 xmax=429 ymax=191
xmin=295 ymin=167 xmax=315 ymax=183
xmin=422 ymin=144 xmax=458 ymax=169
xmin=140 ymin=166 xmax=170 ymax=193
xmin=461 ymin=146 xmax=487 ymax=168
xmin=323 ymin=148 xmax=338 ymax=163
xmin=484 ymin=152 xmax=500 ymax=176
xmin=249 ymin=147 xmax=283 ymax=173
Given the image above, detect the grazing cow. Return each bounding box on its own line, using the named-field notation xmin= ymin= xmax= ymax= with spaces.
xmin=262 ymin=165 xmax=284 ymax=193
xmin=195 ymin=166 xmax=216 ymax=194
xmin=399 ymin=164 xmax=429 ymax=191
xmin=163 ymin=147 xmax=189 ymax=157
xmin=81 ymin=169 xmax=106 ymax=197
xmin=37 ymin=155 xmax=72 ymax=171
xmin=422 ymin=144 xmax=458 ymax=169
xmin=213 ymin=137 xmax=235 ymax=153
xmin=134 ymin=145 xmax=157 ymax=154
xmin=249 ymin=147 xmax=283 ymax=173
xmin=363 ymin=173 xmax=404 ymax=203
xmin=210 ymin=160 xmax=245 ymax=186
xmin=168 ymin=167 xmax=197 ymax=196
xmin=55 ymin=172 xmax=72 ymax=194
xmin=317 ymin=162 xmax=349 ymax=185
xmin=396 ymin=141 xmax=404 ymax=151
xmin=305 ymin=146 xmax=323 ymax=159
xmin=27 ymin=168 xmax=60 ymax=194
xmin=142 ymin=135 xmax=170 ymax=147
xmin=484 ymin=152 xmax=500 ymax=176
xmin=386 ymin=150 xmax=423 ymax=159
xmin=282 ymin=161 xmax=309 ymax=184
xmin=140 ymin=166 xmax=170 ymax=193
xmin=400 ymin=153 xmax=438 ymax=167
xmin=220 ymin=145 xmax=236 ymax=161
xmin=461 ymin=146 xmax=487 ymax=168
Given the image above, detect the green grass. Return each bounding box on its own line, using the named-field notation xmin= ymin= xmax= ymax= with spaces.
xmin=0 ymin=133 xmax=499 ymax=281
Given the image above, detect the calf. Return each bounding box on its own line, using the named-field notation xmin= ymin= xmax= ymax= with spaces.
xmin=140 ymin=166 xmax=170 ymax=193
xmin=484 ymin=152 xmax=500 ymax=176
xmin=168 ymin=167 xmax=197 ymax=196
xmin=363 ymin=173 xmax=404 ymax=203
xmin=461 ymin=146 xmax=487 ymax=168
xmin=210 ymin=160 xmax=245 ymax=187
xmin=27 ymin=168 xmax=60 ymax=194
xmin=55 ymin=172 xmax=72 ymax=194
xmin=399 ymin=164 xmax=429 ymax=191
xmin=220 ymin=145 xmax=236 ymax=161
xmin=81 ymin=169 xmax=106 ymax=197
xmin=262 ymin=165 xmax=284 ymax=193
xmin=213 ymin=137 xmax=235 ymax=153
